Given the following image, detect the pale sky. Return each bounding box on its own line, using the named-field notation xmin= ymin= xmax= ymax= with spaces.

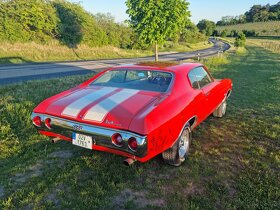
xmin=69 ymin=0 xmax=280 ymax=23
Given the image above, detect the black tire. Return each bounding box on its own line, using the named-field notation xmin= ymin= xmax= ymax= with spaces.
xmin=213 ymin=100 xmax=227 ymax=118
xmin=162 ymin=126 xmax=191 ymax=166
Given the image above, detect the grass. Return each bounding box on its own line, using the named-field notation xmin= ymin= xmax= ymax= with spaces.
xmin=0 ymin=40 xmax=212 ymax=65
xmin=0 ymin=42 xmax=280 ymax=209
xmin=160 ymin=41 xmax=213 ymax=53
xmin=216 ymin=21 xmax=280 ymax=36
xmin=247 ymin=39 xmax=280 ymax=54
xmin=0 ymin=41 xmax=152 ymax=64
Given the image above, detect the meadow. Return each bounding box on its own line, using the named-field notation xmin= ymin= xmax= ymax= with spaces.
xmin=0 ymin=41 xmax=279 ymax=209
xmin=0 ymin=41 xmax=212 ymax=65
xmin=216 ymin=21 xmax=280 ymax=36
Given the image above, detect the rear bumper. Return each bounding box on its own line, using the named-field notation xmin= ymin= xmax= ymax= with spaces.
xmin=31 ymin=112 xmax=147 ymax=158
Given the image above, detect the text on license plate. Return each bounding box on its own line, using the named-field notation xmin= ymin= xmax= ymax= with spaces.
xmin=72 ymin=133 xmax=92 ymax=149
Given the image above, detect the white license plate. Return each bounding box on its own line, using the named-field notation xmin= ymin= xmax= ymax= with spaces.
xmin=72 ymin=133 xmax=92 ymax=149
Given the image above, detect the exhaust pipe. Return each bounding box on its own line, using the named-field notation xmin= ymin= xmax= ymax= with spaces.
xmin=123 ymin=158 xmax=136 ymax=166
xmin=51 ymin=137 xmax=60 ymax=144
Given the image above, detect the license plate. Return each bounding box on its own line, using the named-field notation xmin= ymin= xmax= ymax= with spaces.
xmin=72 ymin=133 xmax=92 ymax=149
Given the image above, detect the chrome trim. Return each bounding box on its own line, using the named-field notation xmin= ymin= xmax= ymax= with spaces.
xmin=31 ymin=112 xmax=147 ymax=157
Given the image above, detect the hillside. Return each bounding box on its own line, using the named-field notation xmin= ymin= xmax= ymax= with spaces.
xmin=216 ymin=21 xmax=280 ymax=37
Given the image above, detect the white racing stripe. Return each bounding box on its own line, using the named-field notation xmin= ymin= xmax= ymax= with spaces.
xmin=83 ymin=89 xmax=139 ymax=122
xmin=62 ymin=87 xmax=117 ymax=117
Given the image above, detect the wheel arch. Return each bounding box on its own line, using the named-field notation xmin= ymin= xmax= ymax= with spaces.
xmin=169 ymin=116 xmax=197 ymax=148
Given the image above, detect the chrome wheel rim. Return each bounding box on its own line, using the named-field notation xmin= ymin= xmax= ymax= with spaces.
xmin=222 ymin=101 xmax=227 ymax=115
xmin=178 ymin=129 xmax=189 ymax=159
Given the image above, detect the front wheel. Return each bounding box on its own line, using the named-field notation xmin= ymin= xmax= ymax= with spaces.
xmin=162 ymin=126 xmax=191 ymax=166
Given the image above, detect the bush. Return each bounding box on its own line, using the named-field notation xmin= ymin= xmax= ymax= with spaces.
xmin=180 ymin=24 xmax=207 ymax=44
xmin=234 ymin=32 xmax=246 ymax=47
xmin=0 ymin=0 xmax=58 ymax=43
xmin=242 ymin=30 xmax=257 ymax=37
xmin=0 ymin=0 xmax=134 ymax=49
xmin=230 ymin=30 xmax=239 ymax=37
xmin=221 ymin=29 xmax=228 ymax=38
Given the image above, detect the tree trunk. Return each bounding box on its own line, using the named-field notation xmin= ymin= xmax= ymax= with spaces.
xmin=155 ymin=42 xmax=158 ymax=62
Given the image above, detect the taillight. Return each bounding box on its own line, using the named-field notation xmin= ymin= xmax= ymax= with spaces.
xmin=128 ymin=137 xmax=138 ymax=151
xmin=32 ymin=116 xmax=42 ymax=127
xmin=45 ymin=118 xmax=52 ymax=129
xmin=111 ymin=133 xmax=123 ymax=147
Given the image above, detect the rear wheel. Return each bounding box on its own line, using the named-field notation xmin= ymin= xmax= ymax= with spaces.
xmin=162 ymin=126 xmax=191 ymax=166
xmin=213 ymin=100 xmax=227 ymax=118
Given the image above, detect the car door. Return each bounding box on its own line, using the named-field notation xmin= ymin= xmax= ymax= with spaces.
xmin=189 ymin=66 xmax=219 ymax=121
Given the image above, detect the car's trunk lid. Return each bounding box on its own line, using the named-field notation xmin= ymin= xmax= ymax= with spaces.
xmin=45 ymin=86 xmax=161 ymax=129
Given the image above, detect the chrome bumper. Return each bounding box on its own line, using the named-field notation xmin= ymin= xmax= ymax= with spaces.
xmin=31 ymin=112 xmax=147 ymax=157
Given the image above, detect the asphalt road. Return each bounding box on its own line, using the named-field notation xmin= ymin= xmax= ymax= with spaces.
xmin=0 ymin=39 xmax=230 ymax=86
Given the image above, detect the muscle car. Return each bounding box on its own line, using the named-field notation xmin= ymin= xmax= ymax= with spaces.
xmin=31 ymin=62 xmax=232 ymax=166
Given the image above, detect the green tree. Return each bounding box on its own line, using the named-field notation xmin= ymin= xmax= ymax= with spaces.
xmin=180 ymin=22 xmax=207 ymax=43
xmin=221 ymin=29 xmax=228 ymax=38
xmin=0 ymin=0 xmax=58 ymax=42
xmin=197 ymin=19 xmax=216 ymax=36
xmin=53 ymin=1 xmax=109 ymax=48
xmin=234 ymin=32 xmax=246 ymax=47
xmin=126 ymin=0 xmax=191 ymax=61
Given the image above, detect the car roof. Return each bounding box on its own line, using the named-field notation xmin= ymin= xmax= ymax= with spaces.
xmin=111 ymin=62 xmax=203 ymax=74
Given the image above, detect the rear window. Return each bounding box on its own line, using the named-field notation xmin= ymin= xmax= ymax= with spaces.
xmin=90 ymin=69 xmax=173 ymax=92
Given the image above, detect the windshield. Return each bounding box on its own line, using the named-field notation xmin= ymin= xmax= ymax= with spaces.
xmin=90 ymin=69 xmax=173 ymax=92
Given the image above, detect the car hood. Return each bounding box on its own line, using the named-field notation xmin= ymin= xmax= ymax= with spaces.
xmin=44 ymin=86 xmax=161 ymax=130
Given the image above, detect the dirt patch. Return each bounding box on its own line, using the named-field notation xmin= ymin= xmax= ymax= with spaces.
xmin=111 ymin=189 xmax=165 ymax=209
xmin=49 ymin=150 xmax=73 ymax=159
xmin=14 ymin=162 xmax=43 ymax=183
xmin=0 ymin=186 xmax=4 ymax=198
xmin=182 ymin=182 xmax=205 ymax=196
xmin=13 ymin=150 xmax=73 ymax=184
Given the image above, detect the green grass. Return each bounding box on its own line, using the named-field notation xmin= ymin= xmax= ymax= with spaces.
xmin=247 ymin=39 xmax=280 ymax=54
xmin=0 ymin=41 xmax=213 ymax=65
xmin=0 ymin=41 xmax=152 ymax=64
xmin=0 ymin=42 xmax=280 ymax=209
xmin=160 ymin=41 xmax=213 ymax=53
xmin=216 ymin=21 xmax=280 ymax=37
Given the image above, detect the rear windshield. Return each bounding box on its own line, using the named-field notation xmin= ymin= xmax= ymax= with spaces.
xmin=90 ymin=69 xmax=173 ymax=92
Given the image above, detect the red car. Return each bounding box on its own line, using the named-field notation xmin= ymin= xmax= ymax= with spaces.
xmin=31 ymin=62 xmax=232 ymax=166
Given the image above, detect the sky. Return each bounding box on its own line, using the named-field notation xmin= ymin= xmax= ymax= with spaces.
xmin=69 ymin=0 xmax=280 ymax=24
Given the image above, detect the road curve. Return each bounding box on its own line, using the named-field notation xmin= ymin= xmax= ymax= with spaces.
xmin=0 ymin=39 xmax=230 ymax=86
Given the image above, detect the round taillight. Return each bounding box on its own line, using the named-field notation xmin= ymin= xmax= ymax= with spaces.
xmin=32 ymin=116 xmax=42 ymax=127
xmin=111 ymin=133 xmax=123 ymax=147
xmin=45 ymin=118 xmax=51 ymax=129
xmin=128 ymin=137 xmax=138 ymax=151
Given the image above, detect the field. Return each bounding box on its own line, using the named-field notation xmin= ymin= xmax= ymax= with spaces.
xmin=0 ymin=41 xmax=212 ymax=65
xmin=247 ymin=39 xmax=280 ymax=54
xmin=216 ymin=21 xmax=280 ymax=36
xmin=0 ymin=42 xmax=279 ymax=209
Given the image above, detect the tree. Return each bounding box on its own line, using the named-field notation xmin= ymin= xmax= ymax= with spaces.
xmin=126 ymin=0 xmax=191 ymax=61
xmin=234 ymin=32 xmax=246 ymax=47
xmin=0 ymin=0 xmax=58 ymax=42
xmin=221 ymin=29 xmax=228 ymax=38
xmin=197 ymin=19 xmax=216 ymax=36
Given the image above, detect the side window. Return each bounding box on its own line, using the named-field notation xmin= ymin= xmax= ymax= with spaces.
xmin=188 ymin=67 xmax=213 ymax=89
xmin=188 ymin=70 xmax=200 ymax=89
